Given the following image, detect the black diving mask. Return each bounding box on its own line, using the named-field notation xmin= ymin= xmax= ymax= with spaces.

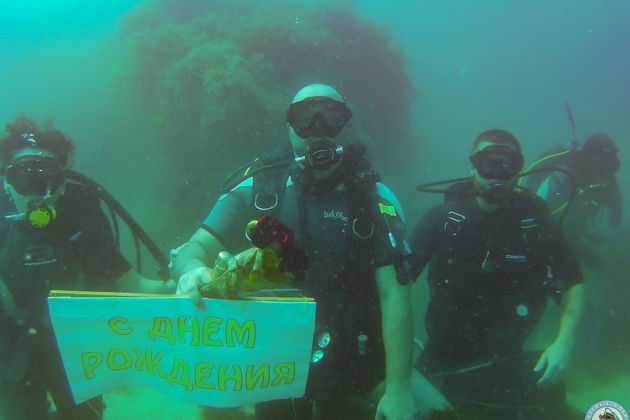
xmin=286 ymin=97 xmax=352 ymax=139
xmin=470 ymin=146 xmax=523 ymax=180
xmin=5 ymin=156 xmax=65 ymax=196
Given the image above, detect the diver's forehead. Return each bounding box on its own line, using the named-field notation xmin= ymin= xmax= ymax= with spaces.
xmin=292 ymin=84 xmax=344 ymax=103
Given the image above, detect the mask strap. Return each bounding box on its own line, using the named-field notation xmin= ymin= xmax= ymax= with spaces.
xmin=20 ymin=133 xmax=38 ymax=145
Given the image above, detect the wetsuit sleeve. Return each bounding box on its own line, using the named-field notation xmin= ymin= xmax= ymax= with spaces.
xmin=544 ymin=218 xmax=583 ymax=292
xmin=372 ymin=183 xmax=410 ymax=268
xmin=608 ymin=179 xmax=623 ymax=227
xmin=408 ymin=206 xmax=441 ymax=279
xmin=0 ymin=189 xmax=14 ymax=246
xmin=201 ymin=179 xmax=254 ymax=252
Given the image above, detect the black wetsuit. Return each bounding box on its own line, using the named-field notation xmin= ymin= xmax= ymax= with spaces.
xmin=409 ymin=191 xmax=582 ymax=418
xmin=202 ymin=163 xmax=408 ymax=419
xmin=0 ymin=183 xmax=130 ymax=420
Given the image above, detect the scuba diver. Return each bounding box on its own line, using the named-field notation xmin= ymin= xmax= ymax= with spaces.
xmin=173 ymin=84 xmax=418 ymax=420
xmin=409 ymin=129 xmax=584 ymax=419
xmin=527 ymin=133 xmax=623 ymax=262
xmin=0 ymin=117 xmax=174 ymax=420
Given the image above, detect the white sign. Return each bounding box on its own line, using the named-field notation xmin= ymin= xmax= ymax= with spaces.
xmin=48 ymin=295 xmax=316 ymax=408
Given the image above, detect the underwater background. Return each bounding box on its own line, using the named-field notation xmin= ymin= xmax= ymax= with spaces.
xmin=1 ymin=0 xmax=628 ymax=418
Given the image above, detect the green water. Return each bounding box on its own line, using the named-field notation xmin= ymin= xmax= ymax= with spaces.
xmin=1 ymin=0 xmax=628 ymax=418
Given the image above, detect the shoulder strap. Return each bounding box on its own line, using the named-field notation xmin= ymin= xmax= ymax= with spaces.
xmin=443 ymin=208 xmax=467 ymax=237
xmin=221 ymin=142 xmax=293 ymax=192
xmin=342 ymin=146 xmax=413 ymax=284
xmin=220 ymin=144 xmax=293 ymax=215
xmin=340 ymin=144 xmax=379 ymax=240
xmin=251 ymin=164 xmax=291 ymax=214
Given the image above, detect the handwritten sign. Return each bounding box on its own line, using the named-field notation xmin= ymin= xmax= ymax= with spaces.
xmin=48 ymin=294 xmax=316 ymax=408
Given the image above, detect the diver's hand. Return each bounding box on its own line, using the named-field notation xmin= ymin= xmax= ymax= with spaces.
xmin=534 ymin=339 xmax=573 ymax=387
xmin=375 ymin=388 xmax=418 ymax=420
xmin=176 ymin=266 xmax=213 ymax=310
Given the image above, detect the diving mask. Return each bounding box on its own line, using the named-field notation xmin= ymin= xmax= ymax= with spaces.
xmin=5 ymin=155 xmax=65 ymax=196
xmin=286 ymin=97 xmax=352 ymax=139
xmin=470 ymin=146 xmax=523 ymax=180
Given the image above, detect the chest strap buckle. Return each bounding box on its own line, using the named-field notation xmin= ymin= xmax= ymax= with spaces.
xmin=520 ymin=218 xmax=538 ymax=230
xmin=444 ymin=211 xmax=466 ymax=236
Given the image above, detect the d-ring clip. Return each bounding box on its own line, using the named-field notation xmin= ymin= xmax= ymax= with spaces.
xmin=352 ymin=218 xmax=374 ymax=240
xmin=254 ymin=194 xmax=279 ymax=211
